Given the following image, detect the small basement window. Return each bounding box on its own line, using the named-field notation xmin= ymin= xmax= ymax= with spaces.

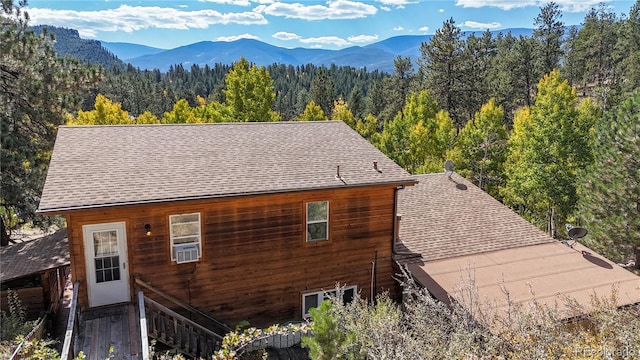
xmin=302 ymin=285 xmax=357 ymax=318
xmin=169 ymin=213 xmax=202 ymax=263
xmin=306 ymin=201 xmax=329 ymax=242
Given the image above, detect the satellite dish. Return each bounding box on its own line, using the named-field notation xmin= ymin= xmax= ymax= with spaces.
xmin=568 ymin=226 xmax=588 ymax=240
xmin=444 ymin=160 xmax=454 ymax=173
xmin=563 ymin=224 xmax=588 ymax=248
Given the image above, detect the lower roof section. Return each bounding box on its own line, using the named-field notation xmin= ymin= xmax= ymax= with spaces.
xmin=408 ymin=241 xmax=640 ymax=320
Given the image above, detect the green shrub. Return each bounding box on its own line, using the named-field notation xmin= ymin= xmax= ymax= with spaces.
xmin=0 ymin=290 xmax=38 ymax=342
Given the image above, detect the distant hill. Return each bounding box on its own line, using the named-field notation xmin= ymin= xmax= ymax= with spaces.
xmin=38 ymin=26 xmax=534 ymax=73
xmin=122 ymin=28 xmax=533 ymax=73
xmin=124 ymin=36 xmax=428 ymax=72
xmin=365 ymin=35 xmax=432 ymax=59
xmin=125 ymin=38 xmax=417 ymax=73
xmin=31 ymin=25 xmax=124 ymax=69
xmin=100 ymin=42 xmax=166 ymax=60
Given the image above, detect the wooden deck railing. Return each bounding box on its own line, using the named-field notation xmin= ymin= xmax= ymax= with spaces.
xmin=134 ymin=276 xmax=231 ymax=358
xmin=142 ymin=295 xmax=223 ymax=358
xmin=134 ymin=276 xmax=232 ymax=335
xmin=60 ymin=281 xmax=80 ymax=360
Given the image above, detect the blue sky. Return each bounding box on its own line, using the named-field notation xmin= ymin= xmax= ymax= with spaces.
xmin=25 ymin=0 xmax=636 ymax=50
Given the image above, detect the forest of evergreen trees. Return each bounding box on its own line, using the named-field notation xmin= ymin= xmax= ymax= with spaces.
xmin=2 ymin=1 xmax=639 ymax=262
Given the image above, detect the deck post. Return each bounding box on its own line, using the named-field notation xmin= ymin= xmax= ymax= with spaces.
xmin=138 ymin=291 xmax=150 ymax=360
xmin=61 ymin=281 xmax=80 ymax=360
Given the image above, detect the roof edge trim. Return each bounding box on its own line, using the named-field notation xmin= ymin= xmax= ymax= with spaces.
xmin=37 ymin=179 xmax=418 ymax=215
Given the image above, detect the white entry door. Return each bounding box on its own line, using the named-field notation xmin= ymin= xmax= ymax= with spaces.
xmin=83 ymin=222 xmax=130 ymax=307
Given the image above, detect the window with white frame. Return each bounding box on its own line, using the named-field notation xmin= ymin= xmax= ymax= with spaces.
xmin=302 ymin=286 xmax=357 ymax=318
xmin=306 ymin=201 xmax=329 ymax=242
xmin=169 ymin=213 xmax=202 ymax=263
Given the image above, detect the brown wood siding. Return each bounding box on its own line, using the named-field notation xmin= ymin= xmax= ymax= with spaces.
xmin=66 ymin=185 xmax=399 ymax=327
xmin=0 ymin=267 xmax=69 ymax=317
xmin=0 ymin=287 xmax=44 ymax=316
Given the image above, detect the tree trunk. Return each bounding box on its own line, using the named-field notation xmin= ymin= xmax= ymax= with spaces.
xmin=1 ymin=216 xmax=12 ymax=246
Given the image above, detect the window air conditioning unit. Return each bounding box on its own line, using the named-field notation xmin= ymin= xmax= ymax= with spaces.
xmin=175 ymin=244 xmax=199 ymax=264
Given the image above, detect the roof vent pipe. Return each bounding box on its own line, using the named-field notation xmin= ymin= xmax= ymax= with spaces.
xmin=373 ymin=161 xmax=382 ymax=173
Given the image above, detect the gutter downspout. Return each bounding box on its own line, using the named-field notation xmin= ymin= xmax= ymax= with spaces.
xmin=392 ymin=185 xmax=403 ymax=254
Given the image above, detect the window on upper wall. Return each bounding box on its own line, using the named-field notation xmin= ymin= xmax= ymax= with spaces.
xmin=306 ymin=201 xmax=329 ymax=242
xmin=169 ymin=212 xmax=202 ymax=263
xmin=302 ymin=285 xmax=357 ymax=318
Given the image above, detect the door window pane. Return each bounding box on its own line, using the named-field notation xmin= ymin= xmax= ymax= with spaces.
xmin=93 ymin=230 xmax=118 ymax=257
xmin=95 ymin=255 xmax=120 ymax=283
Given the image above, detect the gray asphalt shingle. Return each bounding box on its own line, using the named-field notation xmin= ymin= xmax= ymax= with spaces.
xmin=396 ymin=173 xmax=554 ymax=262
xmin=0 ymin=229 xmax=69 ymax=282
xmin=38 ymin=121 xmax=415 ymax=213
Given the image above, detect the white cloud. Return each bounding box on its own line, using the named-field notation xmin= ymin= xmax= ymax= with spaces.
xmin=439 ymin=8 xmax=445 ymax=12
xmin=216 ymin=33 xmax=261 ymax=41
xmin=27 ymin=5 xmax=268 ymax=34
xmin=393 ymin=26 xmax=404 ymax=31
xmin=554 ymin=0 xmax=608 ymax=12
xmin=179 ymin=5 xmax=189 ymax=8
xmin=455 ymin=0 xmax=533 ymax=10
xmin=255 ymin=0 xmax=377 ymax=20
xmin=272 ymin=31 xmax=301 ymax=40
xmin=454 ymin=0 xmax=607 ymax=12
xmin=198 ymin=0 xmax=251 ymax=5
xmin=348 ymin=34 xmax=378 ymax=42
xmin=463 ymin=20 xmax=501 ymax=29
xmin=376 ymin=0 xmax=417 ymax=8
xmin=273 ymin=31 xmax=376 ymax=47
xmin=419 ymin=26 xmax=429 ymax=33
xmin=272 ymin=31 xmax=362 ymax=48
xmin=78 ymin=29 xmax=98 ymax=38
xmin=299 ymin=36 xmax=351 ymax=47
xmin=380 ymin=6 xmax=391 ymax=11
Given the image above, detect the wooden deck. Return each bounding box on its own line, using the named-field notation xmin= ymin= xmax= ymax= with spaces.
xmin=76 ymin=304 xmax=142 ymax=360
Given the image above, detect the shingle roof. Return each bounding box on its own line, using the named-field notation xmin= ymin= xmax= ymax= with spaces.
xmin=38 ymin=122 xmax=415 ymax=213
xmin=396 ymin=173 xmax=554 ymax=263
xmin=0 ymin=229 xmax=69 ymax=282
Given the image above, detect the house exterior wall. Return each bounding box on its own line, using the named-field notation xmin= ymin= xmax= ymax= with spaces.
xmin=66 ymin=185 xmax=400 ymax=327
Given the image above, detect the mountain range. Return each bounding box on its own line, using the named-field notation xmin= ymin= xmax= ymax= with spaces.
xmin=101 ymin=28 xmax=533 ymax=73
xmin=34 ymin=25 xmax=534 ymax=73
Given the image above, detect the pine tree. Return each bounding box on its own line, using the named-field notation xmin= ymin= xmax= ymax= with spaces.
xmin=419 ymin=18 xmax=465 ymax=127
xmin=578 ymin=90 xmax=639 ymax=262
xmin=617 ymin=0 xmax=640 ymax=95
xmin=573 ymin=4 xmax=620 ymax=109
xmin=309 ymin=67 xmax=336 ymax=118
xmin=458 ymin=31 xmax=496 ymax=123
xmin=1 ymin=0 xmax=100 ymax=241
xmin=533 ymin=2 xmax=565 ymax=75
